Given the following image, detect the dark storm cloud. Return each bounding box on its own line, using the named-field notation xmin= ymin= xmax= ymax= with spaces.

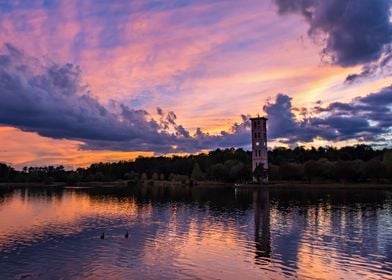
xmin=274 ymin=0 xmax=392 ymax=67
xmin=264 ymin=86 xmax=392 ymax=144
xmin=1 ymin=43 xmax=390 ymax=152
xmin=344 ymin=50 xmax=392 ymax=83
xmin=0 ymin=44 xmax=250 ymax=153
xmin=263 ymin=94 xmax=334 ymax=143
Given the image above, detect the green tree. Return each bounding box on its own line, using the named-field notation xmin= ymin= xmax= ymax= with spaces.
xmin=211 ymin=163 xmax=229 ymax=181
xmin=140 ymin=172 xmax=148 ymax=182
xmin=124 ymin=171 xmax=139 ymax=182
xmin=191 ymin=162 xmax=203 ymax=181
xmin=304 ymin=160 xmax=323 ymax=182
xmin=229 ymin=162 xmax=249 ymax=182
xmin=151 ymin=172 xmax=159 ymax=180
xmin=362 ymin=159 xmax=386 ymax=181
xmin=383 ymin=151 xmax=392 ymax=181
xmin=332 ymin=160 xmax=360 ymax=182
xmin=268 ymin=164 xmax=280 ymax=180
xmin=318 ymin=158 xmax=333 ymax=179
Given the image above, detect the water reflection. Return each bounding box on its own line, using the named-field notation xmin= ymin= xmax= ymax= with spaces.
xmin=253 ymin=189 xmax=271 ymax=263
xmin=0 ymin=186 xmax=391 ymax=279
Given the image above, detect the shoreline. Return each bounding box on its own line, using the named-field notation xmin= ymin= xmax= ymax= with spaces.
xmin=238 ymin=182 xmax=392 ymax=190
xmin=0 ymin=180 xmax=392 ymax=190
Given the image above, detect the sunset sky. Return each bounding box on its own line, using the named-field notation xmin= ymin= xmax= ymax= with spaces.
xmin=0 ymin=0 xmax=391 ymax=169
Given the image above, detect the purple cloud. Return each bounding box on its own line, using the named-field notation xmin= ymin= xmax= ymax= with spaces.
xmin=264 ymin=87 xmax=392 ymax=144
xmin=274 ymin=0 xmax=392 ymax=83
xmin=274 ymin=0 xmax=392 ymax=67
xmin=0 ymin=43 xmax=390 ymax=153
xmin=0 ymin=44 xmax=250 ymax=153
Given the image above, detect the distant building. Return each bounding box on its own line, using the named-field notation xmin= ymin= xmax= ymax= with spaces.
xmin=250 ymin=116 xmax=268 ymax=183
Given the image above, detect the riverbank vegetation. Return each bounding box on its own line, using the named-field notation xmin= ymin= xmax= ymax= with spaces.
xmin=0 ymin=145 xmax=391 ymax=184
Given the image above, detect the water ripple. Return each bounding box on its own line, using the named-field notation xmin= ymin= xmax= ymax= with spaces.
xmin=0 ymin=187 xmax=391 ymax=279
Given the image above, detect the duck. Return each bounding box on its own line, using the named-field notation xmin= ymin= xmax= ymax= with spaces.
xmin=125 ymin=231 xmax=129 ymax=238
xmin=100 ymin=232 xmax=105 ymax=239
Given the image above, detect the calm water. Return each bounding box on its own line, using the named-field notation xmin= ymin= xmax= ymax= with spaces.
xmin=0 ymin=186 xmax=391 ymax=280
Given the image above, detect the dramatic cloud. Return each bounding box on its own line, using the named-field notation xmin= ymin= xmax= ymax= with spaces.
xmin=264 ymin=87 xmax=392 ymax=144
xmin=344 ymin=50 xmax=392 ymax=83
xmin=274 ymin=0 xmax=392 ymax=69
xmin=0 ymin=42 xmax=391 ymax=156
xmin=0 ymin=44 xmax=250 ymax=153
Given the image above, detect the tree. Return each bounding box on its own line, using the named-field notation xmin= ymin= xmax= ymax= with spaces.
xmin=140 ymin=173 xmax=148 ymax=182
xmin=191 ymin=162 xmax=203 ymax=181
xmin=318 ymin=158 xmax=333 ymax=179
xmin=124 ymin=171 xmax=139 ymax=182
xmin=151 ymin=172 xmax=159 ymax=180
xmin=268 ymin=164 xmax=280 ymax=180
xmin=0 ymin=146 xmax=390 ymax=184
xmin=0 ymin=163 xmax=13 ymax=182
xmin=211 ymin=163 xmax=229 ymax=181
xmin=229 ymin=162 xmax=250 ymax=182
xmin=383 ymin=151 xmax=392 ymax=181
xmin=362 ymin=159 xmax=386 ymax=181
xmin=279 ymin=163 xmax=303 ymax=180
xmin=304 ymin=160 xmax=323 ymax=182
xmin=332 ymin=160 xmax=360 ymax=182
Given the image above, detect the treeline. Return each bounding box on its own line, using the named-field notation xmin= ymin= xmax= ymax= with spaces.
xmin=269 ymin=145 xmax=392 ymax=182
xmin=0 ymin=145 xmax=391 ymax=184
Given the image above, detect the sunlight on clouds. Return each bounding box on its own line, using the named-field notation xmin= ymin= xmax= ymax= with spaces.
xmin=0 ymin=127 xmax=152 ymax=169
xmin=0 ymin=0 xmax=391 ymax=166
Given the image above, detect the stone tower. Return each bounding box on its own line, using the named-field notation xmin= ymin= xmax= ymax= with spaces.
xmin=250 ymin=116 xmax=268 ymax=183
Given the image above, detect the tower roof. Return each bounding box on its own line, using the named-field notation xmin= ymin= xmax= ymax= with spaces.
xmin=250 ymin=116 xmax=268 ymax=121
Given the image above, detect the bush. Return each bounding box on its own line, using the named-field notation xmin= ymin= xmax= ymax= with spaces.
xmin=362 ymin=159 xmax=386 ymax=181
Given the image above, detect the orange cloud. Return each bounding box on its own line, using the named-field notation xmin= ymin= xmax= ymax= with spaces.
xmin=0 ymin=127 xmax=152 ymax=169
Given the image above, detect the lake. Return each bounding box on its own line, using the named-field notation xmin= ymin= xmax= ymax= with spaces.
xmin=0 ymin=185 xmax=391 ymax=279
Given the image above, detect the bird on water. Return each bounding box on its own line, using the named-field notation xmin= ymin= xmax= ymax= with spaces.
xmin=100 ymin=232 xmax=105 ymax=239
xmin=125 ymin=231 xmax=129 ymax=238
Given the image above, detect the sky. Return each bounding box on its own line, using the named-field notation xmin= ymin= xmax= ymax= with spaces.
xmin=0 ymin=0 xmax=391 ymax=169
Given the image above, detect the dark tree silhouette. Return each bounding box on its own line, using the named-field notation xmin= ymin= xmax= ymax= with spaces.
xmin=1 ymin=145 xmax=391 ymax=184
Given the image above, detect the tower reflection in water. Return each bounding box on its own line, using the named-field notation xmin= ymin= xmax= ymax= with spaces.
xmin=253 ymin=189 xmax=271 ymax=262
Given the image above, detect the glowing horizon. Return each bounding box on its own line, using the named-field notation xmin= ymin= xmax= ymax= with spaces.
xmin=0 ymin=0 xmax=391 ymax=168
